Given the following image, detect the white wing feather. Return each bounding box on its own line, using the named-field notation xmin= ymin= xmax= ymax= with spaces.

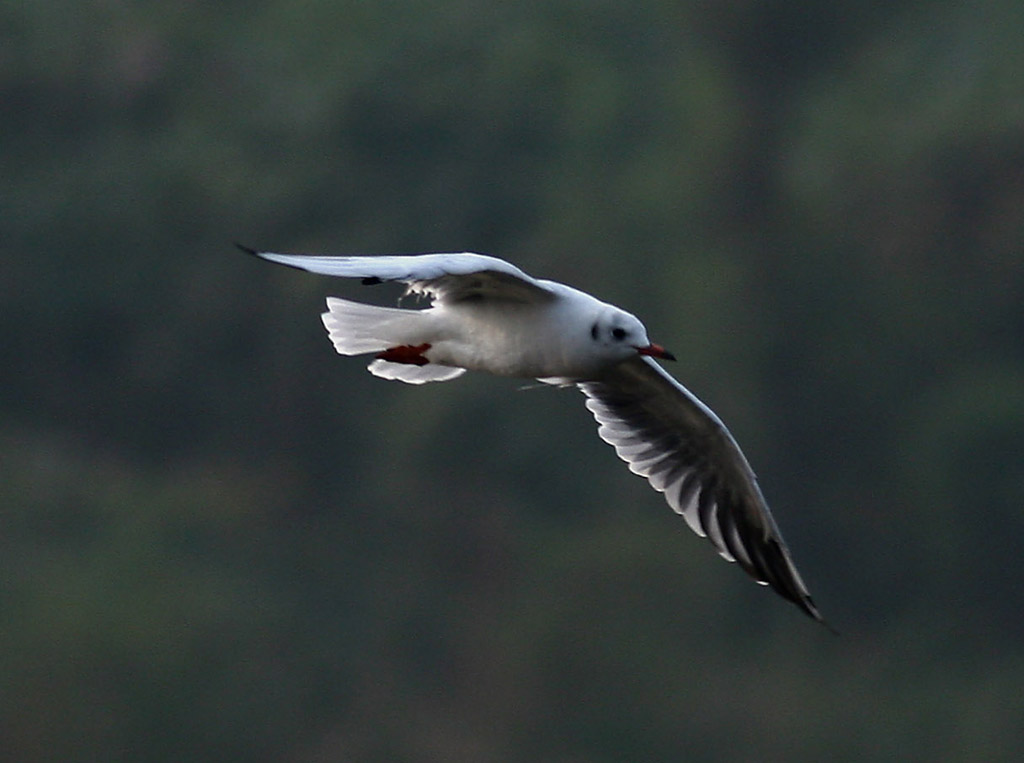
xmin=242 ymin=246 xmax=554 ymax=304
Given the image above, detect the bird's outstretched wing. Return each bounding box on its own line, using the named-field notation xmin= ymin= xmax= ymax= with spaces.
xmin=239 ymin=245 xmax=555 ymax=304
xmin=579 ymin=355 xmax=827 ymax=625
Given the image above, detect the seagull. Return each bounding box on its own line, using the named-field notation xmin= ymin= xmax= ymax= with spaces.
xmin=242 ymin=244 xmax=828 ymax=626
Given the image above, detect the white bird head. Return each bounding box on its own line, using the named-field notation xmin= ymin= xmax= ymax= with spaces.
xmin=589 ymin=308 xmax=676 ymax=364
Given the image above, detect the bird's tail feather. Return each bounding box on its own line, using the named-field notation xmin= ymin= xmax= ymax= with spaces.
xmin=320 ymin=297 xmax=467 ymax=384
xmin=320 ymin=297 xmax=421 ymax=356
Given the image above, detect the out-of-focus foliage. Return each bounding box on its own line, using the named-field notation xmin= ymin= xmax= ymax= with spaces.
xmin=3 ymin=0 xmax=1023 ymax=760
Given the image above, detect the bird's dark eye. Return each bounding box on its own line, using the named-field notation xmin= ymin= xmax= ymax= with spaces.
xmin=612 ymin=327 xmax=628 ymax=340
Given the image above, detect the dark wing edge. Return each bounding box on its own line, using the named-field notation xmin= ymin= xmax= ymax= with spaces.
xmin=579 ymin=356 xmax=831 ymax=628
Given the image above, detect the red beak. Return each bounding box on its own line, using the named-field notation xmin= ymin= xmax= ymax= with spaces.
xmin=637 ymin=343 xmax=676 ymax=361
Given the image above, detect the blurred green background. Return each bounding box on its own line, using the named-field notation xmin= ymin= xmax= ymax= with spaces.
xmin=4 ymin=1 xmax=1024 ymax=760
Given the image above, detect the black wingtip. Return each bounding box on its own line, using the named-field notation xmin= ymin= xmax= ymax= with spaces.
xmin=801 ymin=597 xmax=839 ymax=635
xmin=235 ymin=242 xmax=260 ymax=257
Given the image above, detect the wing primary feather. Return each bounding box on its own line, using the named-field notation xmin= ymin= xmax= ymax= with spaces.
xmin=716 ymin=495 xmax=750 ymax=568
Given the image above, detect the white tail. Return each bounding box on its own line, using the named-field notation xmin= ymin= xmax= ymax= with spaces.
xmin=320 ymin=297 xmax=466 ymax=384
xmin=320 ymin=297 xmax=422 ymax=356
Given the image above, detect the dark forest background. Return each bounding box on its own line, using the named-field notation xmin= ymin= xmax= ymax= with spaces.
xmin=4 ymin=1 xmax=1024 ymax=760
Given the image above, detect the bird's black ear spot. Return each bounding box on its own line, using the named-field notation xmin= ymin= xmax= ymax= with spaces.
xmin=590 ymin=322 xmax=599 ymax=340
xmin=362 ymin=277 xmax=383 ymax=286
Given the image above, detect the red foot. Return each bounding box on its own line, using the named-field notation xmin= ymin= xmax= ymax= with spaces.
xmin=375 ymin=343 xmax=432 ymax=366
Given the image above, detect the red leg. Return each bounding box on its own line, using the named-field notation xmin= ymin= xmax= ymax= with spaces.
xmin=375 ymin=343 xmax=432 ymax=366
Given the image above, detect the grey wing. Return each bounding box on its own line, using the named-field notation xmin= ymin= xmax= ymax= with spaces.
xmin=241 ymin=245 xmax=554 ymax=304
xmin=579 ymin=355 xmax=826 ymax=625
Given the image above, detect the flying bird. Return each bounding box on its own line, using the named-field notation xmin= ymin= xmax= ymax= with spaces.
xmin=243 ymin=244 xmax=828 ymax=626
